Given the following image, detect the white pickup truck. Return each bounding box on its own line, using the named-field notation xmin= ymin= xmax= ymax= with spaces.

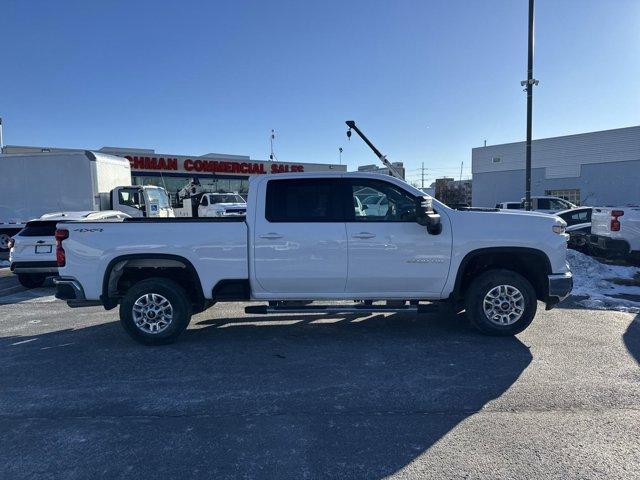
xmin=589 ymin=206 xmax=640 ymax=262
xmin=54 ymin=172 xmax=573 ymax=345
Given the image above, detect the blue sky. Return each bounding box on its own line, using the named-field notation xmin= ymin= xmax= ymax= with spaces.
xmin=1 ymin=0 xmax=638 ymax=185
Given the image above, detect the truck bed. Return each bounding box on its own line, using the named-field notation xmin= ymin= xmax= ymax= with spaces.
xmin=58 ymin=218 xmax=249 ymax=300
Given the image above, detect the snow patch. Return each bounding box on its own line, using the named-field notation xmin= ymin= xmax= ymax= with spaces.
xmin=567 ymin=249 xmax=640 ymax=313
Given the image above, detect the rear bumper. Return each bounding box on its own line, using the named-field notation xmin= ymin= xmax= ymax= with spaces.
xmin=546 ymin=272 xmax=573 ymax=310
xmin=53 ymin=277 xmax=101 ymax=308
xmin=10 ymin=261 xmax=58 ymax=274
xmin=589 ymin=234 xmax=630 ymax=255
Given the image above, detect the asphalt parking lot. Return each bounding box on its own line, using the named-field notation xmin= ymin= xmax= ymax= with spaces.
xmin=0 ymin=276 xmax=639 ymax=479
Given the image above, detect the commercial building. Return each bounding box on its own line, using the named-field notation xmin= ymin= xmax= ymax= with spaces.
xmin=357 ymin=162 xmax=405 ymax=179
xmin=1 ymin=145 xmax=346 ymax=196
xmin=472 ymin=125 xmax=640 ymax=207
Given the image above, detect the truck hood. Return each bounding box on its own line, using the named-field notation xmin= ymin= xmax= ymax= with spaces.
xmin=447 ymin=208 xmax=566 ymax=233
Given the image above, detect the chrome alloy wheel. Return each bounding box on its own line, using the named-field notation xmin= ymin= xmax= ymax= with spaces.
xmin=132 ymin=293 xmax=174 ymax=334
xmin=482 ymin=284 xmax=525 ymax=326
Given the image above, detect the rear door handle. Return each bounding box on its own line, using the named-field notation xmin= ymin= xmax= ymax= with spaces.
xmin=259 ymin=233 xmax=284 ymax=240
xmin=36 ymin=240 xmax=46 ymax=244
xmin=352 ymin=232 xmax=376 ymax=239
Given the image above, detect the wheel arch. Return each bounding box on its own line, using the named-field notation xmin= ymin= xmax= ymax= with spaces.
xmin=101 ymin=253 xmax=205 ymax=310
xmin=452 ymin=247 xmax=551 ymax=302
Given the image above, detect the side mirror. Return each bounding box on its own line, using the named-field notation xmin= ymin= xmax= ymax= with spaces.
xmin=416 ymin=196 xmax=442 ymax=235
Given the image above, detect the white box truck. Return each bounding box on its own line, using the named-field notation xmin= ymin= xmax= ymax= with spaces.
xmin=0 ymin=151 xmax=173 ymax=255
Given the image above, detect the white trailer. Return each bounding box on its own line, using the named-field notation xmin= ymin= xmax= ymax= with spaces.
xmin=0 ymin=151 xmax=173 ymax=254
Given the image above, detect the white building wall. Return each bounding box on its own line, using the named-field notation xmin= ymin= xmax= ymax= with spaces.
xmin=472 ymin=126 xmax=640 ymax=207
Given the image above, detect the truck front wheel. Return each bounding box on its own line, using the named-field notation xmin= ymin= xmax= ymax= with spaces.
xmin=465 ymin=269 xmax=537 ymax=336
xmin=119 ymin=278 xmax=192 ymax=345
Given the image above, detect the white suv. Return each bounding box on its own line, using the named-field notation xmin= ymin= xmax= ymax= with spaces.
xmin=9 ymin=211 xmax=129 ymax=288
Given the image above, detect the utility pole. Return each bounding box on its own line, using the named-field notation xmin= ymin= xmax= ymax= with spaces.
xmin=521 ymin=0 xmax=539 ymax=211
xmin=421 ymin=162 xmax=425 ymax=188
xmin=339 ymin=147 xmax=343 ymax=165
xmin=0 ymin=117 xmax=3 ymax=152
xmin=459 ymin=161 xmax=464 ymax=182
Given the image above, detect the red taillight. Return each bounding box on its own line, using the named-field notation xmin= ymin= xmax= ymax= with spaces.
xmin=610 ymin=210 xmax=624 ymax=232
xmin=55 ymin=229 xmax=69 ymax=267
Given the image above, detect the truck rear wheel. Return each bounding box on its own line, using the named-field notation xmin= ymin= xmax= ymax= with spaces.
xmin=0 ymin=233 xmax=11 ymax=251
xmin=18 ymin=273 xmax=47 ymax=289
xmin=119 ymin=278 xmax=192 ymax=345
xmin=465 ymin=269 xmax=537 ymax=336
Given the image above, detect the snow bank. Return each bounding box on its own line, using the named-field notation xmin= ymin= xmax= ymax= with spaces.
xmin=567 ymin=249 xmax=640 ymax=313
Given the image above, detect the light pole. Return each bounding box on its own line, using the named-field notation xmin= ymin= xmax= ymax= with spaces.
xmin=521 ymin=0 xmax=539 ymax=211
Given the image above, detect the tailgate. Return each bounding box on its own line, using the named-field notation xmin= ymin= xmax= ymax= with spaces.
xmin=590 ymin=208 xmax=613 ymax=237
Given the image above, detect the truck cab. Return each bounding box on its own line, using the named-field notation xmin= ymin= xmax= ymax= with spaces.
xmin=111 ymin=186 xmax=174 ymax=218
xmin=524 ymin=196 xmax=577 ymax=214
xmin=198 ymin=193 xmax=247 ymax=217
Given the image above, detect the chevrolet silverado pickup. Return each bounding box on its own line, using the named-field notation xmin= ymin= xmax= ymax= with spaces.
xmin=54 ymin=172 xmax=573 ymax=345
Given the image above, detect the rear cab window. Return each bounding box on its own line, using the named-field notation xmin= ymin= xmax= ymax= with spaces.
xmin=265 ymin=179 xmax=345 ymax=222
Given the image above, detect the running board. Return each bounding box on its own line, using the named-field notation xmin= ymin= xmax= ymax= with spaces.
xmin=244 ymin=304 xmax=439 ymax=315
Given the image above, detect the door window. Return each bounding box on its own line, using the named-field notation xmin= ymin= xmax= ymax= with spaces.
xmin=548 ymin=199 xmax=569 ymax=210
xmin=265 ymin=179 xmax=344 ymax=222
xmin=201 ymin=196 xmax=209 ymax=206
xmin=118 ymin=189 xmax=143 ymax=209
xmin=348 ymin=180 xmax=416 ymax=222
xmin=536 ymin=198 xmax=550 ymax=210
xmin=561 ymin=209 xmax=591 ymax=226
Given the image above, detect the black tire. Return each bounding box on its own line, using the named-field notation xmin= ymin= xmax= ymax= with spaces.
xmin=465 ymin=269 xmax=537 ymax=336
xmin=119 ymin=278 xmax=192 ymax=345
xmin=17 ymin=273 xmax=46 ymax=289
xmin=0 ymin=232 xmax=13 ymax=252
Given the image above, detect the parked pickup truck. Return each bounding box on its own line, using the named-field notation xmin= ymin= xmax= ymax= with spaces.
xmin=590 ymin=206 xmax=640 ymax=262
xmin=54 ymin=172 xmax=573 ymax=345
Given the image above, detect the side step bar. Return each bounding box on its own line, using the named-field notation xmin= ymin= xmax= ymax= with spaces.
xmin=245 ymin=303 xmax=439 ymax=315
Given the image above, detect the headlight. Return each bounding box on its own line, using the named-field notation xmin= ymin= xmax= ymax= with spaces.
xmin=552 ymin=224 xmax=566 ymax=234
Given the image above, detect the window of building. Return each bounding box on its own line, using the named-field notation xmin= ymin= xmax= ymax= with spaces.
xmin=132 ymin=176 xmax=252 ymax=198
xmin=266 ymin=179 xmax=344 ymax=222
xmin=545 ymin=189 xmax=580 ymax=206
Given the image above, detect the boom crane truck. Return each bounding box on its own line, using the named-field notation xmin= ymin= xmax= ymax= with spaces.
xmin=346 ymin=120 xmax=404 ymax=179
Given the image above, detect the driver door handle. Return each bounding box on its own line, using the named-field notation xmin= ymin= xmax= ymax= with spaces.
xmin=259 ymin=233 xmax=284 ymax=240
xmin=352 ymin=232 xmax=376 ymax=239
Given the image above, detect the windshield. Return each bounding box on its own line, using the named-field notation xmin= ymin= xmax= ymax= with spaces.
xmin=210 ymin=194 xmax=245 ymax=204
xmin=145 ymin=188 xmax=170 ymax=208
